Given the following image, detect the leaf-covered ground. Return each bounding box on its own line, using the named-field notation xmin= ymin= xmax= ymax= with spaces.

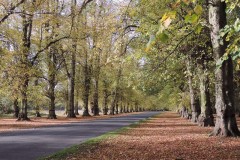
xmin=64 ymin=112 xmax=240 ymax=160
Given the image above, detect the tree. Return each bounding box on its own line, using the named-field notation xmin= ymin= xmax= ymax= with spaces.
xmin=208 ymin=0 xmax=240 ymax=136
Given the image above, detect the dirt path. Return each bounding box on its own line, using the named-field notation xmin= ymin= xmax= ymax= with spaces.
xmin=68 ymin=112 xmax=240 ymax=160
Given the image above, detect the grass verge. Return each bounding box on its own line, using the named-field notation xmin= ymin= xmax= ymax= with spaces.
xmin=39 ymin=118 xmax=151 ymax=160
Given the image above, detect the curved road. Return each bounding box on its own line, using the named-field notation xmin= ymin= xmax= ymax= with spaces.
xmin=0 ymin=111 xmax=160 ymax=160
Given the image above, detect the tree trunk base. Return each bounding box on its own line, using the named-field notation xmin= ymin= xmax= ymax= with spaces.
xmin=48 ymin=115 xmax=57 ymax=119
xmin=75 ymin=111 xmax=80 ymax=115
xmin=13 ymin=111 xmax=19 ymax=118
xmin=198 ymin=115 xmax=214 ymax=127
xmin=17 ymin=113 xmax=30 ymax=121
xmin=67 ymin=114 xmax=76 ymax=118
xmin=210 ymin=116 xmax=240 ymax=137
xmin=36 ymin=111 xmax=41 ymax=117
xmin=103 ymin=108 xmax=108 ymax=115
xmin=191 ymin=111 xmax=200 ymax=123
xmin=82 ymin=110 xmax=91 ymax=117
xmin=93 ymin=108 xmax=100 ymax=116
xmin=48 ymin=110 xmax=57 ymax=119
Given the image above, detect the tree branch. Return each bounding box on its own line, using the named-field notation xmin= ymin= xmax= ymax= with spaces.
xmin=0 ymin=0 xmax=26 ymax=25
xmin=78 ymin=0 xmax=94 ymax=15
xmin=31 ymin=36 xmax=70 ymax=64
xmin=153 ymin=30 xmax=194 ymax=71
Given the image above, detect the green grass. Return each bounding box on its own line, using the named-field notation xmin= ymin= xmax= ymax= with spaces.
xmin=39 ymin=118 xmax=150 ymax=160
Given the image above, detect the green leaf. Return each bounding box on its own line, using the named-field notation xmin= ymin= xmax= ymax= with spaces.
xmin=184 ymin=14 xmax=191 ymax=23
xmin=195 ymin=24 xmax=203 ymax=34
xmin=194 ymin=5 xmax=203 ymax=15
xmin=191 ymin=14 xmax=199 ymax=23
xmin=185 ymin=14 xmax=199 ymax=24
xmin=158 ymin=32 xmax=169 ymax=43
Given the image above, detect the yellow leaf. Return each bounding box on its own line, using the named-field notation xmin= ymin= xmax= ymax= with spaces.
xmin=160 ymin=13 xmax=169 ymax=23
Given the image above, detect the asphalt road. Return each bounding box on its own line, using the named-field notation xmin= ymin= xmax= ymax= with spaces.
xmin=0 ymin=111 xmax=160 ymax=160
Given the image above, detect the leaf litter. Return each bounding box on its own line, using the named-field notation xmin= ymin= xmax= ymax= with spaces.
xmin=65 ymin=112 xmax=240 ymax=160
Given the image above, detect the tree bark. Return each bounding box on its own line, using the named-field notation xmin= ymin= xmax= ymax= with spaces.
xmin=135 ymin=102 xmax=139 ymax=112
xmin=82 ymin=63 xmax=91 ymax=117
xmin=186 ymin=56 xmax=200 ymax=122
xmin=109 ymin=91 xmax=116 ymax=115
xmin=67 ymin=0 xmax=77 ymax=118
xmin=126 ymin=103 xmax=130 ymax=113
xmin=67 ymin=65 xmax=76 ymax=118
xmin=92 ymin=79 xmax=100 ymax=116
xmin=209 ymin=0 xmax=240 ymax=136
xmin=198 ymin=68 xmax=214 ymax=127
xmin=13 ymin=98 xmax=19 ymax=118
xmin=47 ymin=47 xmax=57 ymax=119
xmin=74 ymin=89 xmax=80 ymax=115
xmin=120 ymin=97 xmax=123 ymax=113
xmin=102 ymin=83 xmax=109 ymax=115
xmin=18 ymin=78 xmax=29 ymax=121
xmin=115 ymin=93 xmax=119 ymax=114
xmin=109 ymin=69 xmax=121 ymax=115
xmin=18 ymin=8 xmax=33 ymax=121
xmin=48 ymin=80 xmax=57 ymax=119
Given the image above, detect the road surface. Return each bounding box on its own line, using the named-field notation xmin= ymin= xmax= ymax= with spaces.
xmin=0 ymin=111 xmax=160 ymax=160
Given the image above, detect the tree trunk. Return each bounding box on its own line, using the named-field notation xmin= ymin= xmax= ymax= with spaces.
xmin=102 ymin=86 xmax=108 ymax=115
xmin=186 ymin=56 xmax=200 ymax=122
xmin=131 ymin=104 xmax=134 ymax=112
xmin=209 ymin=0 xmax=240 ymax=136
xmin=135 ymin=102 xmax=139 ymax=112
xmin=66 ymin=0 xmax=78 ymax=118
xmin=75 ymin=89 xmax=80 ymax=115
xmin=34 ymin=79 xmax=41 ymax=118
xmin=120 ymin=97 xmax=123 ymax=113
xmin=110 ymin=69 xmax=121 ymax=115
xmin=126 ymin=103 xmax=129 ymax=113
xmin=109 ymin=92 xmax=116 ymax=115
xmin=48 ymin=80 xmax=57 ymax=119
xmin=35 ymin=105 xmax=41 ymax=117
xmin=18 ymin=78 xmax=30 ymax=121
xmin=235 ymin=71 xmax=240 ymax=117
xmin=198 ymin=69 xmax=214 ymax=127
xmin=82 ymin=64 xmax=91 ymax=117
xmin=67 ymin=76 xmax=76 ymax=118
xmin=48 ymin=82 xmax=57 ymax=119
xmin=47 ymin=47 xmax=57 ymax=119
xmin=93 ymin=79 xmax=100 ymax=116
xmin=115 ymin=93 xmax=119 ymax=114
xmin=67 ymin=43 xmax=76 ymax=118
xmin=13 ymin=98 xmax=19 ymax=118
xmin=18 ymin=10 xmax=32 ymax=121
